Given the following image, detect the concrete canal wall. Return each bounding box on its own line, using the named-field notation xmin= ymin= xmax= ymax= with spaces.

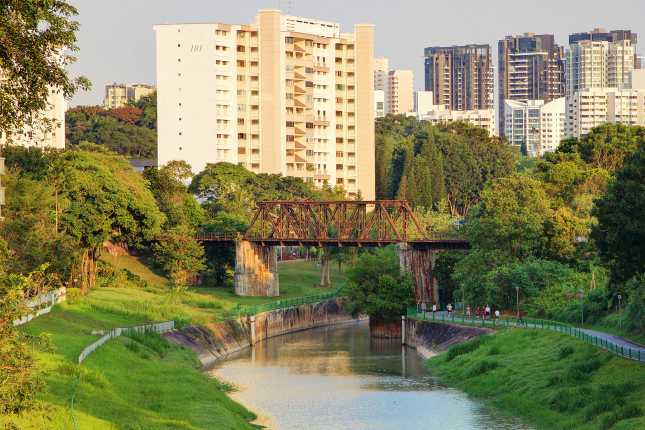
xmin=163 ymin=298 xmax=357 ymax=365
xmin=403 ymin=317 xmax=493 ymax=358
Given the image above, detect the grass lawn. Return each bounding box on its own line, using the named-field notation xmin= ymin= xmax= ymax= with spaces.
xmin=425 ymin=328 xmax=645 ymax=430
xmin=5 ymin=255 xmax=347 ymax=429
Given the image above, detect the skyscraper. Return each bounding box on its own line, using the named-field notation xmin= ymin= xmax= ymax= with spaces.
xmin=423 ymin=45 xmax=494 ymax=111
xmin=566 ymin=29 xmax=637 ymax=97
xmin=387 ymin=70 xmax=414 ymax=114
xmin=498 ymin=33 xmax=565 ymax=135
xmin=154 ymin=9 xmax=375 ymax=199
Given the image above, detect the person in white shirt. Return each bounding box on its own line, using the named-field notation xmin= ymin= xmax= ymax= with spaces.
xmin=494 ymin=309 xmax=500 ymax=319
xmin=485 ymin=305 xmax=490 ymax=318
xmin=432 ymin=303 xmax=437 ymax=313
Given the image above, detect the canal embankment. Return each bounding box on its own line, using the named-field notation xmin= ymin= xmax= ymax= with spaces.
xmin=164 ymin=297 xmax=361 ymax=365
xmin=404 ymin=317 xmax=493 ymax=358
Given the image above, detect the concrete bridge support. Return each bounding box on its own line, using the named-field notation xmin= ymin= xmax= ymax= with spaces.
xmin=396 ymin=243 xmax=439 ymax=304
xmin=234 ymin=241 xmax=279 ymax=297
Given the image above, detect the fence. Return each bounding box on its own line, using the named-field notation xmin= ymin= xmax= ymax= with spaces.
xmin=407 ymin=308 xmax=645 ymax=363
xmin=78 ymin=287 xmax=345 ymax=363
xmin=14 ymin=287 xmax=67 ymax=326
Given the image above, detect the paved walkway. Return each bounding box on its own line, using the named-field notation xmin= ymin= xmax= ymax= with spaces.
xmin=413 ymin=310 xmax=645 ymax=363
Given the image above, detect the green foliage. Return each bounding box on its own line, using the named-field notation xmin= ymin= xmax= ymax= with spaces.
xmin=376 ymin=115 xmax=516 ymax=215
xmin=0 ymin=0 xmax=90 ymax=140
xmin=465 ymin=359 xmax=499 ymax=378
xmin=124 ymin=329 xmax=171 ymax=355
xmin=625 ymin=275 xmax=645 ymax=329
xmin=446 ymin=335 xmax=490 ymax=361
xmin=126 ymin=91 xmax=157 ymax=130
xmin=557 ymin=345 xmax=574 ymax=360
xmin=344 ymin=247 xmax=416 ymax=322
xmin=152 ymin=226 xmax=206 ymax=292
xmin=56 ymin=363 xmax=108 ymax=388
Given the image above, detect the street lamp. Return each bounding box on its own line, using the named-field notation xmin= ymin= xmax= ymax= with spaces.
xmin=515 ymin=287 xmax=520 ymax=317
xmin=580 ymin=289 xmax=584 ymax=325
xmin=618 ymin=295 xmax=622 ymax=332
xmin=461 ymin=284 xmax=465 ymax=316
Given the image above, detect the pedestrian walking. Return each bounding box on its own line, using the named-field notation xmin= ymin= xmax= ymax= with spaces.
xmin=485 ymin=305 xmax=490 ymax=319
xmin=421 ymin=302 xmax=427 ymax=315
xmin=466 ymin=305 xmax=471 ymax=317
xmin=476 ymin=306 xmax=480 ymax=319
xmin=447 ymin=303 xmax=452 ymax=316
xmin=494 ymin=309 xmax=500 ymax=319
xmin=432 ymin=303 xmax=437 ymax=313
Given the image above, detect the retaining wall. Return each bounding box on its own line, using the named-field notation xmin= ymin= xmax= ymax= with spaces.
xmin=404 ymin=317 xmax=493 ymax=358
xmin=164 ymin=297 xmax=356 ymax=365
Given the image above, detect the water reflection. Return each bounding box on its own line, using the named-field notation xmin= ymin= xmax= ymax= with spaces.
xmin=205 ymin=321 xmax=531 ymax=430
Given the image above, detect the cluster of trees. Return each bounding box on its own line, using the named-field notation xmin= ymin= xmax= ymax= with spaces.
xmin=376 ymin=116 xmax=516 ymax=216
xmin=456 ymin=123 xmax=645 ymax=328
xmin=66 ymin=92 xmax=158 ymax=158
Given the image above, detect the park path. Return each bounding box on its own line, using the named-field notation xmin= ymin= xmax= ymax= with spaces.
xmin=415 ymin=310 xmax=645 ymax=363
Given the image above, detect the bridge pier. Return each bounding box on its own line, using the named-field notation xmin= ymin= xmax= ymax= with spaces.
xmin=234 ymin=241 xmax=279 ymax=297
xmin=396 ymin=243 xmax=439 ymax=305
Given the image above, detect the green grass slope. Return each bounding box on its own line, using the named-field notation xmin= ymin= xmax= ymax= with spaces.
xmin=425 ymin=328 xmax=645 ymax=430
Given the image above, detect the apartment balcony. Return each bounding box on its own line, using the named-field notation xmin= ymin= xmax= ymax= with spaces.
xmin=250 ymin=81 xmax=259 ymax=88
xmin=295 ymin=127 xmax=306 ymax=135
xmin=315 ymin=171 xmax=331 ymax=180
xmin=294 ymin=71 xmax=306 ymax=80
xmin=251 ymin=110 xmax=259 ymax=118
xmin=294 ymin=85 xmax=307 ymax=94
xmin=346 ymin=104 xmax=355 ymax=112
xmin=250 ymin=138 xmax=260 ymax=147
xmin=315 ymin=117 xmax=330 ymax=126
xmin=347 ymin=50 xmax=355 ymax=58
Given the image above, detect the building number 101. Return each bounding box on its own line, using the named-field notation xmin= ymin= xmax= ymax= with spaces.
xmin=190 ymin=45 xmax=202 ymax=52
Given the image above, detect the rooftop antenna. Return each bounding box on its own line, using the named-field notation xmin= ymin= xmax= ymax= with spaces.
xmin=272 ymin=0 xmax=296 ymax=15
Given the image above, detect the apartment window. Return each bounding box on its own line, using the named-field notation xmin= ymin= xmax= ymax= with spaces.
xmin=238 ymin=133 xmax=247 ymax=140
xmin=178 ymin=44 xmax=181 ymax=47
xmin=285 ymin=37 xmax=294 ymax=44
xmin=336 ymin=164 xmax=344 ymax=170
xmin=306 ymin=150 xmax=314 ymax=156
xmin=178 ymin=59 xmax=181 ymax=62
xmin=286 ymin=65 xmax=295 ymax=72
xmin=306 ymin=95 xmax=313 ymax=102
xmin=336 ymin=138 xmax=343 ymax=143
xmin=286 ymin=93 xmax=294 ymax=100
xmin=286 ymin=79 xmax=295 ymax=86
xmin=305 ymin=40 xmax=313 ymax=47
xmin=237 ymin=45 xmax=245 ymax=52
xmin=306 ymin=81 xmax=314 ymax=87
xmin=238 ymin=118 xmax=245 ymax=125
xmin=237 ymin=60 xmax=246 ymax=67
xmin=237 ymin=75 xmax=246 ymax=81
xmin=237 ymin=104 xmax=246 ymax=111
xmin=335 ymin=71 xmax=343 ymax=77
xmin=336 ymin=97 xmax=343 ymax=103
xmin=306 ymin=122 xmax=314 ymax=129
xmin=336 ymin=111 xmax=343 ymax=117
xmin=179 ymin=103 xmax=182 ymax=106
xmin=336 ymin=151 xmax=344 ymax=157
xmin=377 ymin=102 xmax=384 ymax=109
xmin=336 ymin=178 xmax=344 ymax=185
xmin=286 ymin=135 xmax=295 ymax=142
xmin=237 ymin=89 xmax=246 ymax=96
xmin=335 ymin=84 xmax=345 ymax=90
xmin=237 ymin=30 xmax=246 ymax=38
xmin=286 ymin=121 xmax=295 ymax=128
xmin=179 ymin=132 xmax=182 ymax=136
xmin=305 ymin=67 xmax=314 ymax=74
xmin=336 ymin=124 xmax=343 ymax=130
xmin=179 ymin=118 xmax=182 ymax=121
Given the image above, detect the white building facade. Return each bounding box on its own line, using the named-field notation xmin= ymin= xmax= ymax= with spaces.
xmin=504 ymin=98 xmax=566 ymax=156
xmin=154 ymin=10 xmax=375 ymax=199
xmin=374 ymin=90 xmax=385 ymax=118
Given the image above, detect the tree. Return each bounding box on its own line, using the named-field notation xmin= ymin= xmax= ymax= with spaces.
xmin=56 ymin=146 xmax=164 ymax=293
xmin=0 ymin=0 xmax=90 ymax=139
xmin=0 ymin=238 xmax=54 ymax=424
xmin=344 ymin=247 xmax=416 ymax=322
xmin=127 ymin=91 xmax=157 ymax=130
xmin=152 ymin=226 xmax=206 ymax=292
xmin=592 ymin=149 xmax=645 ymax=287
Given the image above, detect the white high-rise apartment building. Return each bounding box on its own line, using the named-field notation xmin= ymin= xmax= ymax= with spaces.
xmin=374 ymin=90 xmax=385 ymax=118
xmin=504 ymin=98 xmax=566 ymax=156
xmin=104 ymin=83 xmax=156 ymax=109
xmin=566 ymin=29 xmax=637 ymax=98
xmin=374 ymin=57 xmax=388 ymax=113
xmin=411 ymin=91 xmax=496 ymax=135
xmin=154 ymin=10 xmax=375 ymax=199
xmin=387 ymin=70 xmax=414 ymax=115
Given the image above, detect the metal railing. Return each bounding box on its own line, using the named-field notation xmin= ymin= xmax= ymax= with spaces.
xmin=406 ymin=308 xmax=645 ymax=363
xmin=194 ymin=232 xmax=237 ymax=241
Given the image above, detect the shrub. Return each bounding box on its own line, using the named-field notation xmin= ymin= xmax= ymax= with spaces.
xmin=124 ymin=329 xmax=170 ymax=355
xmin=446 ymin=335 xmax=490 ymax=361
xmin=601 ymin=404 xmax=643 ymax=429
xmin=66 ymin=288 xmax=83 ymax=304
xmin=465 ymin=360 xmax=499 ymax=378
xmin=557 ymin=345 xmax=574 ymax=360
xmin=57 ymin=363 xmax=108 ymax=388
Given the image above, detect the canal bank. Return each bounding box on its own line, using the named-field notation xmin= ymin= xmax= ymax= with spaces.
xmin=163 ymin=298 xmax=362 ymax=365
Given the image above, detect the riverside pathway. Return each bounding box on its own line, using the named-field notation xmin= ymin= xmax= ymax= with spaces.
xmin=413 ymin=310 xmax=645 ymax=363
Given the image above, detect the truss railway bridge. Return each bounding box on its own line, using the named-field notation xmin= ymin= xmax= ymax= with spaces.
xmin=195 ymin=200 xmax=470 ymax=304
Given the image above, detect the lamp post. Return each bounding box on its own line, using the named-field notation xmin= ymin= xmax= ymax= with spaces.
xmin=461 ymin=284 xmax=465 ymax=316
xmin=580 ymin=289 xmax=584 ymax=325
xmin=618 ymin=295 xmax=622 ymax=332
xmin=515 ymin=287 xmax=520 ymax=317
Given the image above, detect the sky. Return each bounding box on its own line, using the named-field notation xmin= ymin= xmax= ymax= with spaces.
xmin=67 ymin=0 xmax=645 ymax=107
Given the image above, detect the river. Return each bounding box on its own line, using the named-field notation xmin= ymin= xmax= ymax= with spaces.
xmin=204 ymin=320 xmax=532 ymax=430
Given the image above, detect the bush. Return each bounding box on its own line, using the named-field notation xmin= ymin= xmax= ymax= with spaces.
xmin=124 ymin=329 xmax=170 ymax=355
xmin=66 ymin=288 xmax=83 ymax=304
xmin=601 ymin=404 xmax=643 ymax=429
xmin=465 ymin=360 xmax=499 ymax=378
xmin=57 ymin=363 xmax=108 ymax=388
xmin=557 ymin=345 xmax=574 ymax=360
xmin=446 ymin=335 xmax=490 ymax=361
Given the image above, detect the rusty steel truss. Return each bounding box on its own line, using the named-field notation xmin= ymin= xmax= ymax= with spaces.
xmin=237 ymin=200 xmax=470 ymax=249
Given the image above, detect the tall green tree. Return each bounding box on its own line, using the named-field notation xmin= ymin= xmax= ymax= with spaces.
xmin=152 ymin=226 xmax=206 ymax=292
xmin=56 ymin=145 xmax=164 ymax=292
xmin=0 ymin=0 xmax=90 ymax=139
